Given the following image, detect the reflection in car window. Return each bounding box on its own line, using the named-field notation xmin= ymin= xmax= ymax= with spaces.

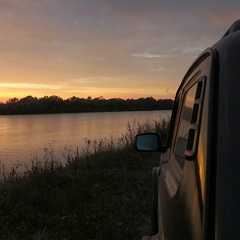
xmin=174 ymin=84 xmax=197 ymax=168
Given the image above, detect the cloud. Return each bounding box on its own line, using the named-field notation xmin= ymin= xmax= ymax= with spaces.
xmin=150 ymin=67 xmax=164 ymax=71
xmin=0 ymin=83 xmax=63 ymax=90
xmin=131 ymin=53 xmax=171 ymax=58
xmin=1 ymin=0 xmax=240 ymax=102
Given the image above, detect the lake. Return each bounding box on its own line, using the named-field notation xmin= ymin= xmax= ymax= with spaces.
xmin=0 ymin=110 xmax=171 ymax=170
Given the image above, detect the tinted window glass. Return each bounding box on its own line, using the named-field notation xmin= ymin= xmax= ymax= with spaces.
xmin=174 ymin=84 xmax=197 ymax=168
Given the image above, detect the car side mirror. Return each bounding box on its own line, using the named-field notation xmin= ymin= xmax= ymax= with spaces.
xmin=135 ymin=133 xmax=161 ymax=152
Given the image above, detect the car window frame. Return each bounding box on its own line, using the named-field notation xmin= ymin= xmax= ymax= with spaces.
xmin=169 ymin=72 xmax=203 ymax=181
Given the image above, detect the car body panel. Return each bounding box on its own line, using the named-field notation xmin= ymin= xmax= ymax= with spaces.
xmin=213 ymin=28 xmax=240 ymax=240
xmin=158 ymin=49 xmax=214 ymax=240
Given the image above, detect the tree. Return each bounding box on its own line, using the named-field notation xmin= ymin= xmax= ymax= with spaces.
xmin=6 ymin=98 xmax=19 ymax=104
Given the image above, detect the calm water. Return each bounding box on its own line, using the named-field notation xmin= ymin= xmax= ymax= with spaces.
xmin=0 ymin=110 xmax=170 ymax=170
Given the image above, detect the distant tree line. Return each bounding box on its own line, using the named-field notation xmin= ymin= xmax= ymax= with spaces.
xmin=0 ymin=95 xmax=174 ymax=115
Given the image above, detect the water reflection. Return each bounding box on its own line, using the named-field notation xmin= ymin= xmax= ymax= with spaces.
xmin=0 ymin=110 xmax=171 ymax=170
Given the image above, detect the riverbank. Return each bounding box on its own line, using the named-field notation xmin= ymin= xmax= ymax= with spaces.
xmin=0 ymin=120 xmax=169 ymax=240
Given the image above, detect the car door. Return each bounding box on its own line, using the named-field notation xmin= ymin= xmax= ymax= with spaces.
xmin=158 ymin=49 xmax=215 ymax=240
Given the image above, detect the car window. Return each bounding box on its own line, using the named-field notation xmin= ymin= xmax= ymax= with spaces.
xmin=173 ymin=82 xmax=201 ymax=168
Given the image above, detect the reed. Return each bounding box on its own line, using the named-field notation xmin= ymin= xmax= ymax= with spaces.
xmin=0 ymin=119 xmax=169 ymax=240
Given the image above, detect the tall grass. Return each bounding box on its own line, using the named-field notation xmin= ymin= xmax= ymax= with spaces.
xmin=0 ymin=119 xmax=169 ymax=240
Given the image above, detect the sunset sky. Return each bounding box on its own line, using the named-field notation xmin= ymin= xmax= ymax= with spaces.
xmin=0 ymin=0 xmax=239 ymax=103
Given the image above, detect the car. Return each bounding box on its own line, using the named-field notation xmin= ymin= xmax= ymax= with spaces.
xmin=136 ymin=20 xmax=240 ymax=240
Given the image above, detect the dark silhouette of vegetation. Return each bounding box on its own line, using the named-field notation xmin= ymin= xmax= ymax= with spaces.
xmin=0 ymin=95 xmax=173 ymax=115
xmin=0 ymin=120 xmax=169 ymax=239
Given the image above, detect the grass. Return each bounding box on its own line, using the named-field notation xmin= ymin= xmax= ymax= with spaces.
xmin=0 ymin=119 xmax=169 ymax=240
